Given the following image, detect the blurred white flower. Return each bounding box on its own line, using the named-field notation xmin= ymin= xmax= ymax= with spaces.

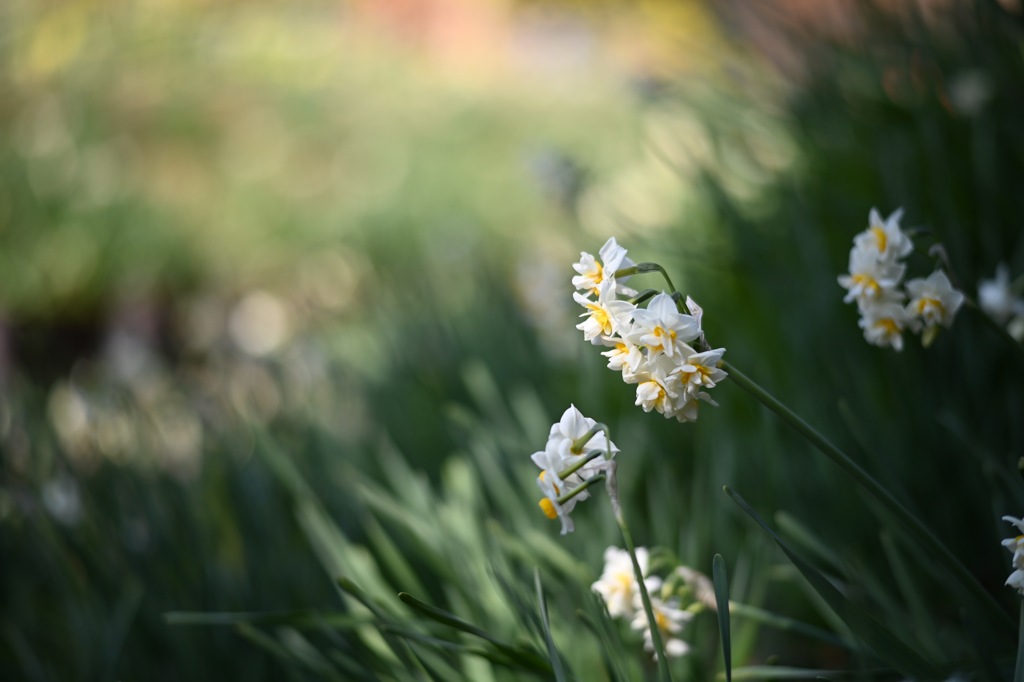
xmin=42 ymin=474 xmax=83 ymax=526
xmin=855 ymin=208 xmax=913 ymax=263
xmin=838 ymin=246 xmax=907 ymax=304
xmin=979 ymin=264 xmax=1024 ymax=323
xmin=1003 ymin=516 xmax=1024 ymax=595
xmin=905 ymin=270 xmax=964 ymax=329
xmin=858 ymin=298 xmax=918 ymax=352
xmin=229 ymin=291 xmax=291 ymax=357
xmin=592 ymin=546 xmax=660 ymax=619
xmin=630 ymin=594 xmax=693 ymax=659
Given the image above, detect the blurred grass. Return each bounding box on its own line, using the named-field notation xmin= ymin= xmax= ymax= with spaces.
xmin=3 ymin=0 xmax=1024 ymax=680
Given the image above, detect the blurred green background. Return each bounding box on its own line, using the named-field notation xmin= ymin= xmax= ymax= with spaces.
xmin=3 ymin=0 xmax=1024 ymax=679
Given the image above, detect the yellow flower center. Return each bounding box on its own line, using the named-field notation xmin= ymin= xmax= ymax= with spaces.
xmin=870 ymin=225 xmax=888 ymax=253
xmin=851 ymin=274 xmax=880 ymax=297
xmin=586 ymin=302 xmax=613 ymax=335
xmin=539 ymin=498 xmax=558 ymax=519
xmin=874 ymin=318 xmax=900 ymax=335
xmin=915 ymin=296 xmax=945 ymax=319
xmin=655 ymin=609 xmax=671 ymax=632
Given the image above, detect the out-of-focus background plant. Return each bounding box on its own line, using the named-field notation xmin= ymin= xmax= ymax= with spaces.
xmin=2 ymin=0 xmax=1023 ymax=679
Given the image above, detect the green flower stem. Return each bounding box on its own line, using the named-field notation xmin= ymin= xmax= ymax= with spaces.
xmin=722 ymin=360 xmax=1014 ymax=631
xmin=614 ymin=263 xmax=676 ymax=294
xmin=555 ymin=473 xmax=605 ymax=506
xmin=606 ymin=465 xmax=672 ymax=682
xmin=556 ymin=450 xmax=605 ymax=481
xmin=570 ymin=423 xmax=614 ymax=457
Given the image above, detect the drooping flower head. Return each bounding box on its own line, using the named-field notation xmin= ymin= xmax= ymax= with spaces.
xmin=531 ymin=405 xmax=617 ymax=534
xmin=570 ymin=240 xmax=727 ymax=422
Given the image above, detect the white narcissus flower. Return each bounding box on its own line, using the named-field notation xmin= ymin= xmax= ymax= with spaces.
xmin=979 ymin=264 xmax=1024 ymax=323
xmin=572 ymin=237 xmax=634 ymax=295
xmin=666 ymin=389 xmax=717 ymax=424
xmin=858 ymin=297 xmax=918 ymax=352
xmin=628 ymin=293 xmax=700 ymax=359
xmin=633 ymin=356 xmax=681 ymax=417
xmin=532 ymin=405 xmax=617 ymax=535
xmin=838 ymin=246 xmax=907 ymax=303
xmin=905 ymin=270 xmax=964 ymax=329
xmin=854 ymin=208 xmax=913 ymax=263
xmin=674 ymin=346 xmax=728 ymax=393
xmin=601 ymin=334 xmax=645 ymax=379
xmin=536 ymin=471 xmax=579 ymax=535
xmin=591 ymin=546 xmax=655 ymax=619
xmin=542 ymin=404 xmax=618 ymax=464
xmin=630 ymin=595 xmax=693 ymax=659
xmin=1004 ymin=516 xmax=1024 ymax=595
xmin=574 ymin=280 xmax=635 ymax=345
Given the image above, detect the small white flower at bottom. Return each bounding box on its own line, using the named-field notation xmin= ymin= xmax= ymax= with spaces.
xmin=591 ymin=546 xmax=652 ymax=620
xmin=630 ymin=595 xmax=693 ymax=660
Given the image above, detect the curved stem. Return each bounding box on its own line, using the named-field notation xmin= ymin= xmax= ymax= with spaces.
xmin=722 ymin=360 xmax=1014 ymax=632
xmin=606 ymin=465 xmax=672 ymax=681
xmin=615 ymin=263 xmax=676 ymax=294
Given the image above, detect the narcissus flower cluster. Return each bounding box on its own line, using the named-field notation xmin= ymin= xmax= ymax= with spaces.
xmin=573 ymin=238 xmax=727 ymax=422
xmin=1002 ymin=516 xmax=1024 ymax=595
xmin=838 ymin=208 xmax=964 ymax=350
xmin=591 ymin=546 xmax=699 ymax=659
xmin=531 ymin=405 xmax=617 ymax=534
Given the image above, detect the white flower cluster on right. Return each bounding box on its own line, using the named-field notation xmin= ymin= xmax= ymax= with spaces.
xmin=591 ymin=546 xmax=696 ymax=659
xmin=1002 ymin=516 xmax=1024 ymax=595
xmin=838 ymin=208 xmax=964 ymax=350
xmin=978 ymin=264 xmax=1024 ymax=341
xmin=572 ymin=238 xmax=727 ymax=422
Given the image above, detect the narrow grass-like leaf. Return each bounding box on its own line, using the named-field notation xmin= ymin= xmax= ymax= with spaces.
xmin=727 ymin=603 xmax=851 ymax=650
xmin=713 ymin=554 xmax=732 ymax=682
xmin=726 ymin=486 xmax=940 ymax=679
xmin=165 ymin=610 xmax=370 ymax=629
xmin=534 ymin=569 xmax=567 ymax=682
xmin=576 ymin=606 xmax=625 ymax=682
xmin=398 ymin=592 xmax=552 ymax=675
xmin=729 ymin=665 xmax=895 ymax=680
